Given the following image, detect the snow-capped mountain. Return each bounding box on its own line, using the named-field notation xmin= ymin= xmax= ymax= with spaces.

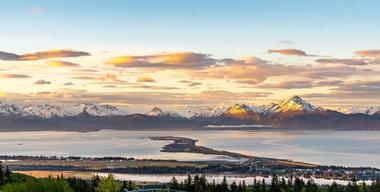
xmin=1 ymin=95 xmax=380 ymax=131
xmin=221 ymin=103 xmax=265 ymax=120
xmin=265 ymin=95 xmax=322 ymax=114
xmin=22 ymin=104 xmax=65 ymax=118
xmin=146 ymin=107 xmax=180 ymax=118
xmin=21 ymin=103 xmax=127 ymax=118
xmin=223 ymin=104 xmax=254 ymax=116
xmin=62 ymin=103 xmax=126 ymax=117
xmin=334 ymin=106 xmax=380 ymax=115
xmin=220 ymin=95 xmax=322 ymax=118
xmin=147 ymin=107 xmax=166 ymax=116
xmin=0 ymin=102 xmax=22 ymax=116
xmin=184 ymin=106 xmax=226 ymax=118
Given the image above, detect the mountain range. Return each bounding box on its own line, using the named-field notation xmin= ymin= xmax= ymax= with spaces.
xmin=1 ymin=95 xmax=380 ymax=131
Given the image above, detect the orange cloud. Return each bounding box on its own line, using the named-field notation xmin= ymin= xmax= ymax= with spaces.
xmin=136 ymin=76 xmax=155 ymax=82
xmin=268 ymin=49 xmax=315 ymax=56
xmin=106 ymin=52 xmax=216 ymax=69
xmin=190 ymin=57 xmax=298 ymax=84
xmin=355 ymin=50 xmax=380 ymax=57
xmin=97 ymin=74 xmax=126 ymax=83
xmin=355 ymin=49 xmax=380 ymax=63
xmin=106 ymin=56 xmax=135 ymax=66
xmin=0 ymin=49 xmax=90 ymax=61
xmin=0 ymin=74 xmax=31 ymax=78
xmin=47 ymin=60 xmax=80 ymax=67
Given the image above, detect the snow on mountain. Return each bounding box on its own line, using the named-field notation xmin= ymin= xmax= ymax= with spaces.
xmin=183 ymin=106 xmax=226 ymax=118
xmin=334 ymin=106 xmax=380 ymax=115
xmin=61 ymin=103 xmax=126 ymax=117
xmin=146 ymin=107 xmax=181 ymax=118
xmin=22 ymin=104 xmax=64 ymax=118
xmin=0 ymin=102 xmax=22 ymax=116
xmin=265 ymin=95 xmax=322 ymax=114
xmin=224 ymin=104 xmax=254 ymax=115
xmin=221 ymin=95 xmax=321 ymax=117
xmin=147 ymin=107 xmax=166 ymax=116
xmin=21 ymin=103 xmax=127 ymax=118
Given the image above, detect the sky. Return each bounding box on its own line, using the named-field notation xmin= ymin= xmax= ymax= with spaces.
xmin=1 ymin=0 xmax=380 ymax=110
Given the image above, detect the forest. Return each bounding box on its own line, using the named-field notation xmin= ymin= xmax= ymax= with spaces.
xmin=0 ymin=162 xmax=379 ymax=192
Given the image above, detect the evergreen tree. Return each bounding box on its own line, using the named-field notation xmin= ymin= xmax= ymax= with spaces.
xmin=91 ymin=175 xmax=100 ymax=192
xmin=237 ymin=181 xmax=243 ymax=192
xmin=127 ymin=180 xmax=134 ymax=190
xmin=260 ymin=179 xmax=267 ymax=192
xmin=241 ymin=180 xmax=247 ymax=192
xmin=293 ymin=177 xmax=304 ymax=192
xmin=170 ymin=176 xmax=180 ymax=190
xmin=185 ymin=174 xmax=192 ymax=191
xmin=253 ymin=178 xmax=261 ymax=192
xmin=0 ymin=161 xmax=5 ymax=186
xmin=4 ymin=166 xmax=11 ymax=183
xmin=328 ymin=181 xmax=339 ymax=192
xmin=95 ymin=174 xmax=121 ymax=192
xmin=305 ymin=179 xmax=318 ymax=192
xmin=270 ymin=174 xmax=279 ymax=192
xmin=221 ymin=176 xmax=229 ymax=192
xmin=230 ymin=181 xmax=238 ymax=192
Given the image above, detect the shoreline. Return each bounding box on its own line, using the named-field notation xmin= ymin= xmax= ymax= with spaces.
xmin=14 ymin=170 xmax=374 ymax=185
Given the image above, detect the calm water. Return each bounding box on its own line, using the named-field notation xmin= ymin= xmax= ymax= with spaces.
xmin=0 ymin=130 xmax=379 ymax=168
xmin=97 ymin=173 xmax=360 ymax=185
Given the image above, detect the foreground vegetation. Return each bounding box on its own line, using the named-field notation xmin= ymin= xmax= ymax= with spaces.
xmin=0 ymin=162 xmax=379 ymax=192
xmin=167 ymin=174 xmax=380 ymax=192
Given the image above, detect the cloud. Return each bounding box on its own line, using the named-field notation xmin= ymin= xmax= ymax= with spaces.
xmin=179 ymin=80 xmax=202 ymax=87
xmin=330 ymin=80 xmax=380 ymax=97
xmin=355 ymin=50 xmax=380 ymax=57
xmin=315 ymin=80 xmax=343 ymax=87
xmin=277 ymin=40 xmax=297 ymax=45
xmin=73 ymin=76 xmax=96 ymax=80
xmin=47 ymin=60 xmax=80 ymax=67
xmin=34 ymin=79 xmax=51 ymax=85
xmin=268 ymin=49 xmax=316 ymax=56
xmin=63 ymin=82 xmax=74 ymax=86
xmin=0 ymin=49 xmax=90 ymax=61
xmin=74 ymin=69 xmax=99 ymax=73
xmin=315 ymin=58 xmax=369 ymax=66
xmin=106 ymin=52 xmax=216 ymax=69
xmin=72 ymin=74 xmax=126 ymax=84
xmin=129 ymin=84 xmax=179 ymax=90
xmin=300 ymin=66 xmax=366 ymax=79
xmin=103 ymin=85 xmax=117 ymax=88
xmin=97 ymin=74 xmax=126 ymax=83
xmin=0 ymin=74 xmax=31 ymax=78
xmin=136 ymin=76 xmax=155 ymax=82
xmin=0 ymin=90 xmax=272 ymax=108
xmin=190 ymin=56 xmax=300 ymax=84
xmin=301 ymin=80 xmax=380 ymax=101
xmin=0 ymin=52 xmax=20 ymax=61
xmin=257 ymin=79 xmax=343 ymax=89
xmin=257 ymin=81 xmax=314 ymax=89
xmin=355 ymin=49 xmax=380 ymax=63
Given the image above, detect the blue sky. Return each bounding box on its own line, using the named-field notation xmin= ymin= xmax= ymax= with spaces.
xmin=1 ymin=0 xmax=380 ymax=58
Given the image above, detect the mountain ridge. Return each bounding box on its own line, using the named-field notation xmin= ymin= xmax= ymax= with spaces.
xmin=1 ymin=95 xmax=380 ymax=131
